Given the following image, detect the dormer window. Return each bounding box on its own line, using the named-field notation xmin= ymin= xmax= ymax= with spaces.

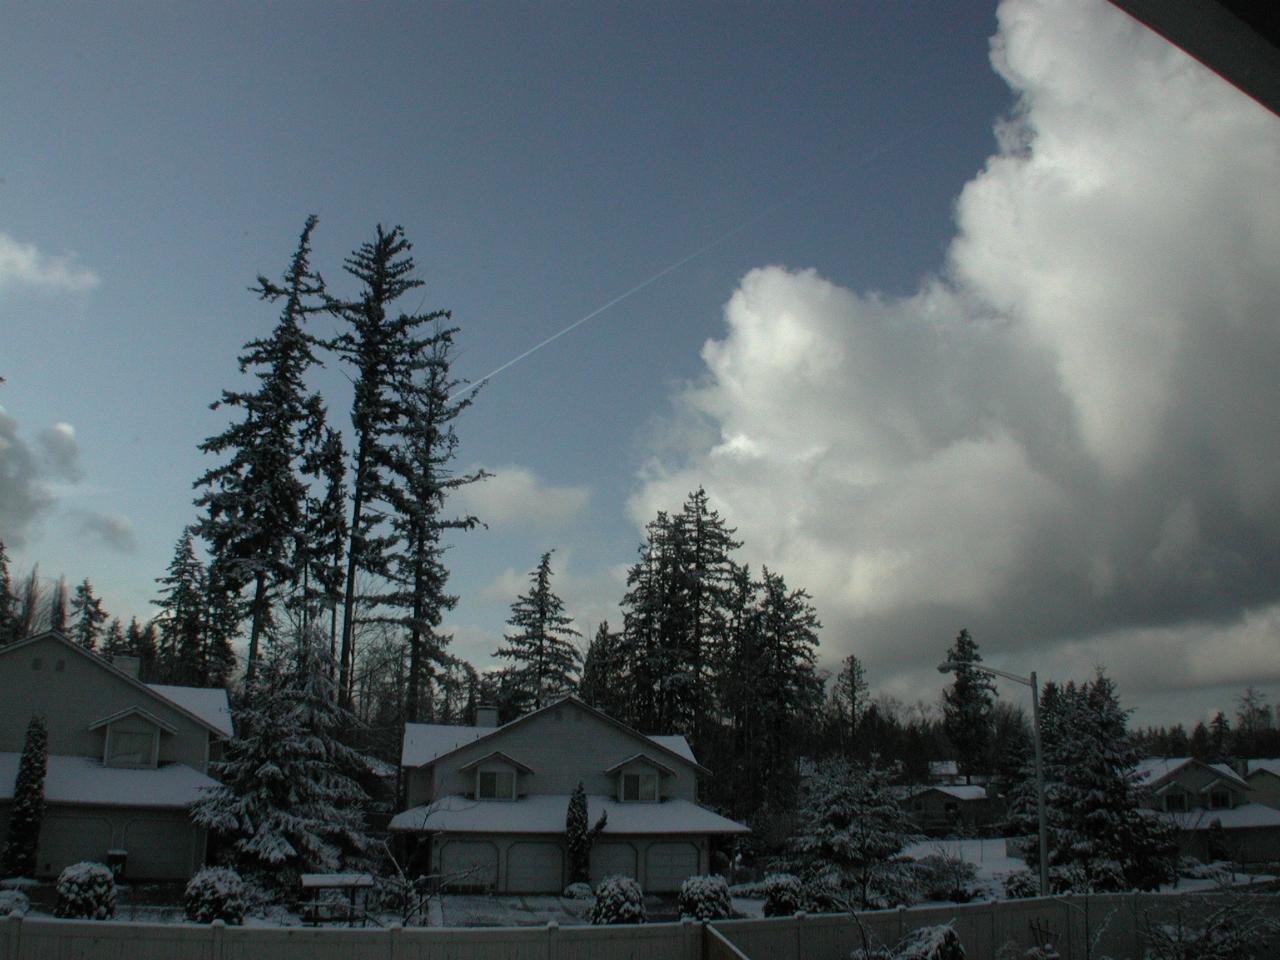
xmin=622 ymin=772 xmax=658 ymax=802
xmin=478 ymin=769 xmax=516 ymax=800
xmin=1209 ymin=789 xmax=1230 ymax=810
xmin=108 ymin=729 xmax=157 ymax=767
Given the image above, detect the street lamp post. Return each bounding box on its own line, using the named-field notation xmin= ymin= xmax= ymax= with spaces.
xmin=938 ymin=660 xmax=1049 ymax=898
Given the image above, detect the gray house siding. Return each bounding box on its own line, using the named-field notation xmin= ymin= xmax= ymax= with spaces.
xmin=421 ymin=700 xmax=698 ymax=806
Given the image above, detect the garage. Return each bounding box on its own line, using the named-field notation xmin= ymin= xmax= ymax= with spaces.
xmin=590 ymin=841 xmax=637 ymax=885
xmin=438 ymin=839 xmax=499 ymax=890
xmin=506 ymin=841 xmax=564 ymax=893
xmin=38 ymin=812 xmax=114 ymax=878
xmin=645 ymin=841 xmax=700 ymax=892
xmin=123 ymin=814 xmax=196 ymax=880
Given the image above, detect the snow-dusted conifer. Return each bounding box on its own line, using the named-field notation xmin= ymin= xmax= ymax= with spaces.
xmin=579 ymin=621 xmax=624 ymax=716
xmin=195 ymin=216 xmax=326 ymax=689
xmin=565 ymin=781 xmax=607 ymax=885
xmin=191 ymin=628 xmax=371 ymax=888
xmin=790 ymin=756 xmax=918 ymax=909
xmin=1 ymin=715 xmax=47 ymax=878
xmin=0 ymin=540 xmax=17 ymax=644
xmin=153 ymin=528 xmax=206 ymax=683
xmin=493 ymin=551 xmax=580 ymax=711
xmin=69 ymin=579 xmax=107 ymax=651
xmin=941 ymin=629 xmax=994 ymax=783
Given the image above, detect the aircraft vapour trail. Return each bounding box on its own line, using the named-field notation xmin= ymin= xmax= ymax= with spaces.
xmin=449 ymin=222 xmax=751 ymax=402
xmin=449 ymin=116 xmax=958 ymax=403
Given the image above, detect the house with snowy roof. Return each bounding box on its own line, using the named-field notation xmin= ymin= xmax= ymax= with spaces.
xmin=389 ymin=695 xmax=748 ymax=894
xmin=0 ymin=630 xmax=232 ymax=880
xmin=1244 ymin=759 xmax=1280 ymax=811
xmin=1135 ymin=757 xmax=1280 ymax=863
xmin=906 ymin=783 xmax=1003 ymax=835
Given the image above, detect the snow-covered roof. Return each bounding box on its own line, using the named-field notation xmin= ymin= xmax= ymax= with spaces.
xmin=929 ymin=760 xmax=959 ymax=776
xmin=147 ymin=684 xmax=234 ymax=738
xmin=400 ymin=697 xmax=703 ymax=774
xmin=910 ymin=784 xmax=989 ymax=801
xmin=389 ymin=793 xmax=750 ymax=836
xmin=0 ymin=753 xmax=217 ymax=809
xmin=87 ymin=706 xmax=178 ymax=734
xmin=1134 ymin=757 xmax=1248 ymax=789
xmin=1163 ymin=802 xmax=1280 ymax=831
xmin=604 ymin=753 xmax=677 ymax=777
xmin=1246 ymin=759 xmax=1280 ymax=779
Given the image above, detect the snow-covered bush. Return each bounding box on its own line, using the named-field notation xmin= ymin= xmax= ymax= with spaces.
xmin=1003 ymin=870 xmax=1039 ymax=900
xmin=913 ymin=854 xmax=979 ymax=903
xmin=0 ymin=889 xmax=30 ymax=918
xmin=679 ymin=874 xmax=732 ymax=920
xmin=853 ymin=924 xmax=966 ymax=960
xmin=1178 ymin=857 xmax=1231 ymax=881
xmin=563 ymin=881 xmax=593 ymax=899
xmin=184 ymin=866 xmax=248 ymax=924
xmin=763 ymin=872 xmax=805 ymax=916
xmin=590 ymin=875 xmax=645 ymax=924
xmin=54 ymin=861 xmax=117 ymax=919
xmin=1143 ymin=899 xmax=1280 ymax=960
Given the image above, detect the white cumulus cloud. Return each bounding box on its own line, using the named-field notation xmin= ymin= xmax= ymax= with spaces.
xmin=457 ymin=465 xmax=590 ymax=530
xmin=632 ymin=0 xmax=1280 ymax=716
xmin=0 ymin=232 xmax=99 ymax=294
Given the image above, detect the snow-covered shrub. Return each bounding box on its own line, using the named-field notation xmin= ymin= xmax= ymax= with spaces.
xmin=184 ymin=866 xmax=248 ymax=924
xmin=1143 ymin=899 xmax=1280 ymax=960
xmin=893 ymin=924 xmax=966 ymax=960
xmin=678 ymin=874 xmax=732 ymax=920
xmin=590 ymin=875 xmax=645 ymax=925
xmin=914 ymin=854 xmax=979 ymax=903
xmin=1177 ymin=857 xmax=1231 ymax=881
xmin=563 ymin=881 xmax=593 ymax=899
xmin=869 ymin=858 xmax=922 ymax=908
xmin=0 ymin=889 xmax=30 ymax=918
xmin=54 ymin=861 xmax=117 ymax=919
xmin=1003 ymin=870 xmax=1039 ymax=899
xmin=762 ymin=872 xmax=805 ymax=916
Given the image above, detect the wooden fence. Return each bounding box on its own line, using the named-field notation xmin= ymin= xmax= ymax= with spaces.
xmin=3 ymin=890 xmax=1277 ymax=960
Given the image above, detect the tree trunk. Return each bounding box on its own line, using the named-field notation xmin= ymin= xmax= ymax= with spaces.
xmin=245 ymin=571 xmax=268 ymax=690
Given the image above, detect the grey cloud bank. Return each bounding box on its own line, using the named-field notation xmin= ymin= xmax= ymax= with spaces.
xmin=632 ymin=0 xmax=1280 ymax=721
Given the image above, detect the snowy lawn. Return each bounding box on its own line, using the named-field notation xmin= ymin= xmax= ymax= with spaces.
xmin=904 ymin=836 xmax=1025 ymax=898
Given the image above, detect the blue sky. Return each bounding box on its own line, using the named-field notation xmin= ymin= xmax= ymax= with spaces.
xmin=4 ymin=1 xmax=1278 ymax=726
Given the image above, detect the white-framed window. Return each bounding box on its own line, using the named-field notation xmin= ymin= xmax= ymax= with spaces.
xmin=621 ymin=771 xmax=658 ymax=802
xmin=106 ymin=728 xmax=157 ymax=767
xmin=477 ymin=769 xmax=516 ymax=800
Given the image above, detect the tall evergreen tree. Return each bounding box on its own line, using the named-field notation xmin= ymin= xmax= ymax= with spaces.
xmin=387 ymin=329 xmax=485 ymax=723
xmin=579 ymin=621 xmax=624 ymax=716
xmin=194 ymin=216 xmax=326 ymax=688
xmin=154 ymin=528 xmax=206 ymax=683
xmin=493 ymin=551 xmax=581 ymax=712
xmin=0 ymin=540 xmax=17 ymax=644
xmin=831 ymin=653 xmax=870 ymax=753
xmin=941 ymin=628 xmax=995 ymax=783
xmin=69 ymin=579 xmax=108 ymax=651
xmin=102 ymin=618 xmax=128 ymax=658
xmin=15 ymin=564 xmax=42 ymax=639
xmin=331 ymin=224 xmax=448 ymax=707
xmin=300 ymin=427 xmax=348 ymax=664
xmin=46 ymin=577 xmax=67 ymax=634
xmin=1 ymin=715 xmax=47 ymax=878
xmin=565 ymin=781 xmax=607 ymax=886
xmin=191 ymin=628 xmax=372 ymax=886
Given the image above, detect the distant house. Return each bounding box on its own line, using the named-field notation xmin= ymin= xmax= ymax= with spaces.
xmin=1244 ymin=759 xmax=1280 ymax=811
xmin=390 ymin=695 xmax=748 ymax=893
xmin=1135 ymin=757 xmax=1280 ymax=863
xmin=0 ymin=630 xmax=232 ymax=880
xmin=906 ymin=784 xmax=1003 ymax=836
xmin=927 ymin=760 xmax=990 ymax=787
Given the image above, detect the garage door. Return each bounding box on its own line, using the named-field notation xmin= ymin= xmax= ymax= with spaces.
xmin=590 ymin=841 xmax=637 ymax=885
xmin=124 ymin=816 xmax=195 ymax=880
xmin=645 ymin=841 xmax=699 ymax=892
xmin=439 ymin=840 xmax=499 ymax=890
xmin=506 ymin=841 xmax=563 ymax=893
xmin=38 ymin=813 xmax=113 ymax=877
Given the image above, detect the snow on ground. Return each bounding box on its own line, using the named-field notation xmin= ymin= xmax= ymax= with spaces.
xmin=904 ymin=836 xmax=1026 ymax=895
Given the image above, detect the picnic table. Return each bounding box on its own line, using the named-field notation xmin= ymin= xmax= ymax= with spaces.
xmin=299 ymin=873 xmax=376 ymax=926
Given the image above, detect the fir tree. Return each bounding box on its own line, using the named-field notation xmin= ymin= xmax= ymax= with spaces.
xmin=14 ymin=564 xmax=42 ymax=639
xmin=790 ymin=757 xmax=917 ymax=909
xmin=195 ymin=216 xmax=326 ymax=688
xmin=493 ymin=551 xmax=581 ymax=711
xmin=0 ymin=540 xmax=16 ymax=644
xmin=191 ymin=628 xmax=372 ymax=887
xmin=331 ymin=224 xmax=449 ymax=708
xmin=46 ymin=577 xmax=67 ymax=634
xmin=386 ymin=329 xmax=485 ymax=723
xmin=831 ymin=653 xmax=870 ymax=754
xmin=941 ymin=628 xmax=995 ymax=783
xmin=1208 ymin=711 xmax=1232 ymax=761
xmin=154 ymin=529 xmax=206 ymax=683
xmin=2 ymin=715 xmax=48 ymax=878
xmin=579 ymin=621 xmax=624 ymax=717
xmin=69 ymin=579 xmax=108 ymax=651
xmin=1007 ymin=671 xmax=1177 ymax=892
xmin=101 ymin=618 xmax=128 ymax=658
xmin=565 ymin=781 xmax=607 ymax=886
xmin=300 ymin=427 xmax=347 ymax=663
